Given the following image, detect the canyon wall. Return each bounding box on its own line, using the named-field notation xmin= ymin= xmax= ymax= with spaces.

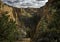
xmin=0 ymin=0 xmax=54 ymax=42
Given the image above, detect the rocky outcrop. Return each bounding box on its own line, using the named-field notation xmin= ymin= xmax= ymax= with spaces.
xmin=0 ymin=1 xmax=15 ymax=21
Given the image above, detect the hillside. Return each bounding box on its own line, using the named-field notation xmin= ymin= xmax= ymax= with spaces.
xmin=0 ymin=0 xmax=50 ymax=42
xmin=0 ymin=0 xmax=60 ymax=42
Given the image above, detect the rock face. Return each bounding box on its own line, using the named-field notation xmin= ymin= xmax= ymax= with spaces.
xmin=0 ymin=1 xmax=15 ymax=21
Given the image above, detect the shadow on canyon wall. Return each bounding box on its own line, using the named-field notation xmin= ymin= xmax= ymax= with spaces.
xmin=12 ymin=8 xmax=44 ymax=38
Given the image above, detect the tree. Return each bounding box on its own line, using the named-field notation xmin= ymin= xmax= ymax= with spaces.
xmin=33 ymin=0 xmax=60 ymax=42
xmin=0 ymin=12 xmax=16 ymax=42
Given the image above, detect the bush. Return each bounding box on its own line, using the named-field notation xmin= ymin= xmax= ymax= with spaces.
xmin=0 ymin=12 xmax=16 ymax=42
xmin=34 ymin=0 xmax=60 ymax=42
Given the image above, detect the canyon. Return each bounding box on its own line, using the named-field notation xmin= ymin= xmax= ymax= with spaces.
xmin=0 ymin=0 xmax=54 ymax=42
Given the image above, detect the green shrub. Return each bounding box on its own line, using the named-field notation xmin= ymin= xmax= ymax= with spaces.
xmin=0 ymin=12 xmax=16 ymax=42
